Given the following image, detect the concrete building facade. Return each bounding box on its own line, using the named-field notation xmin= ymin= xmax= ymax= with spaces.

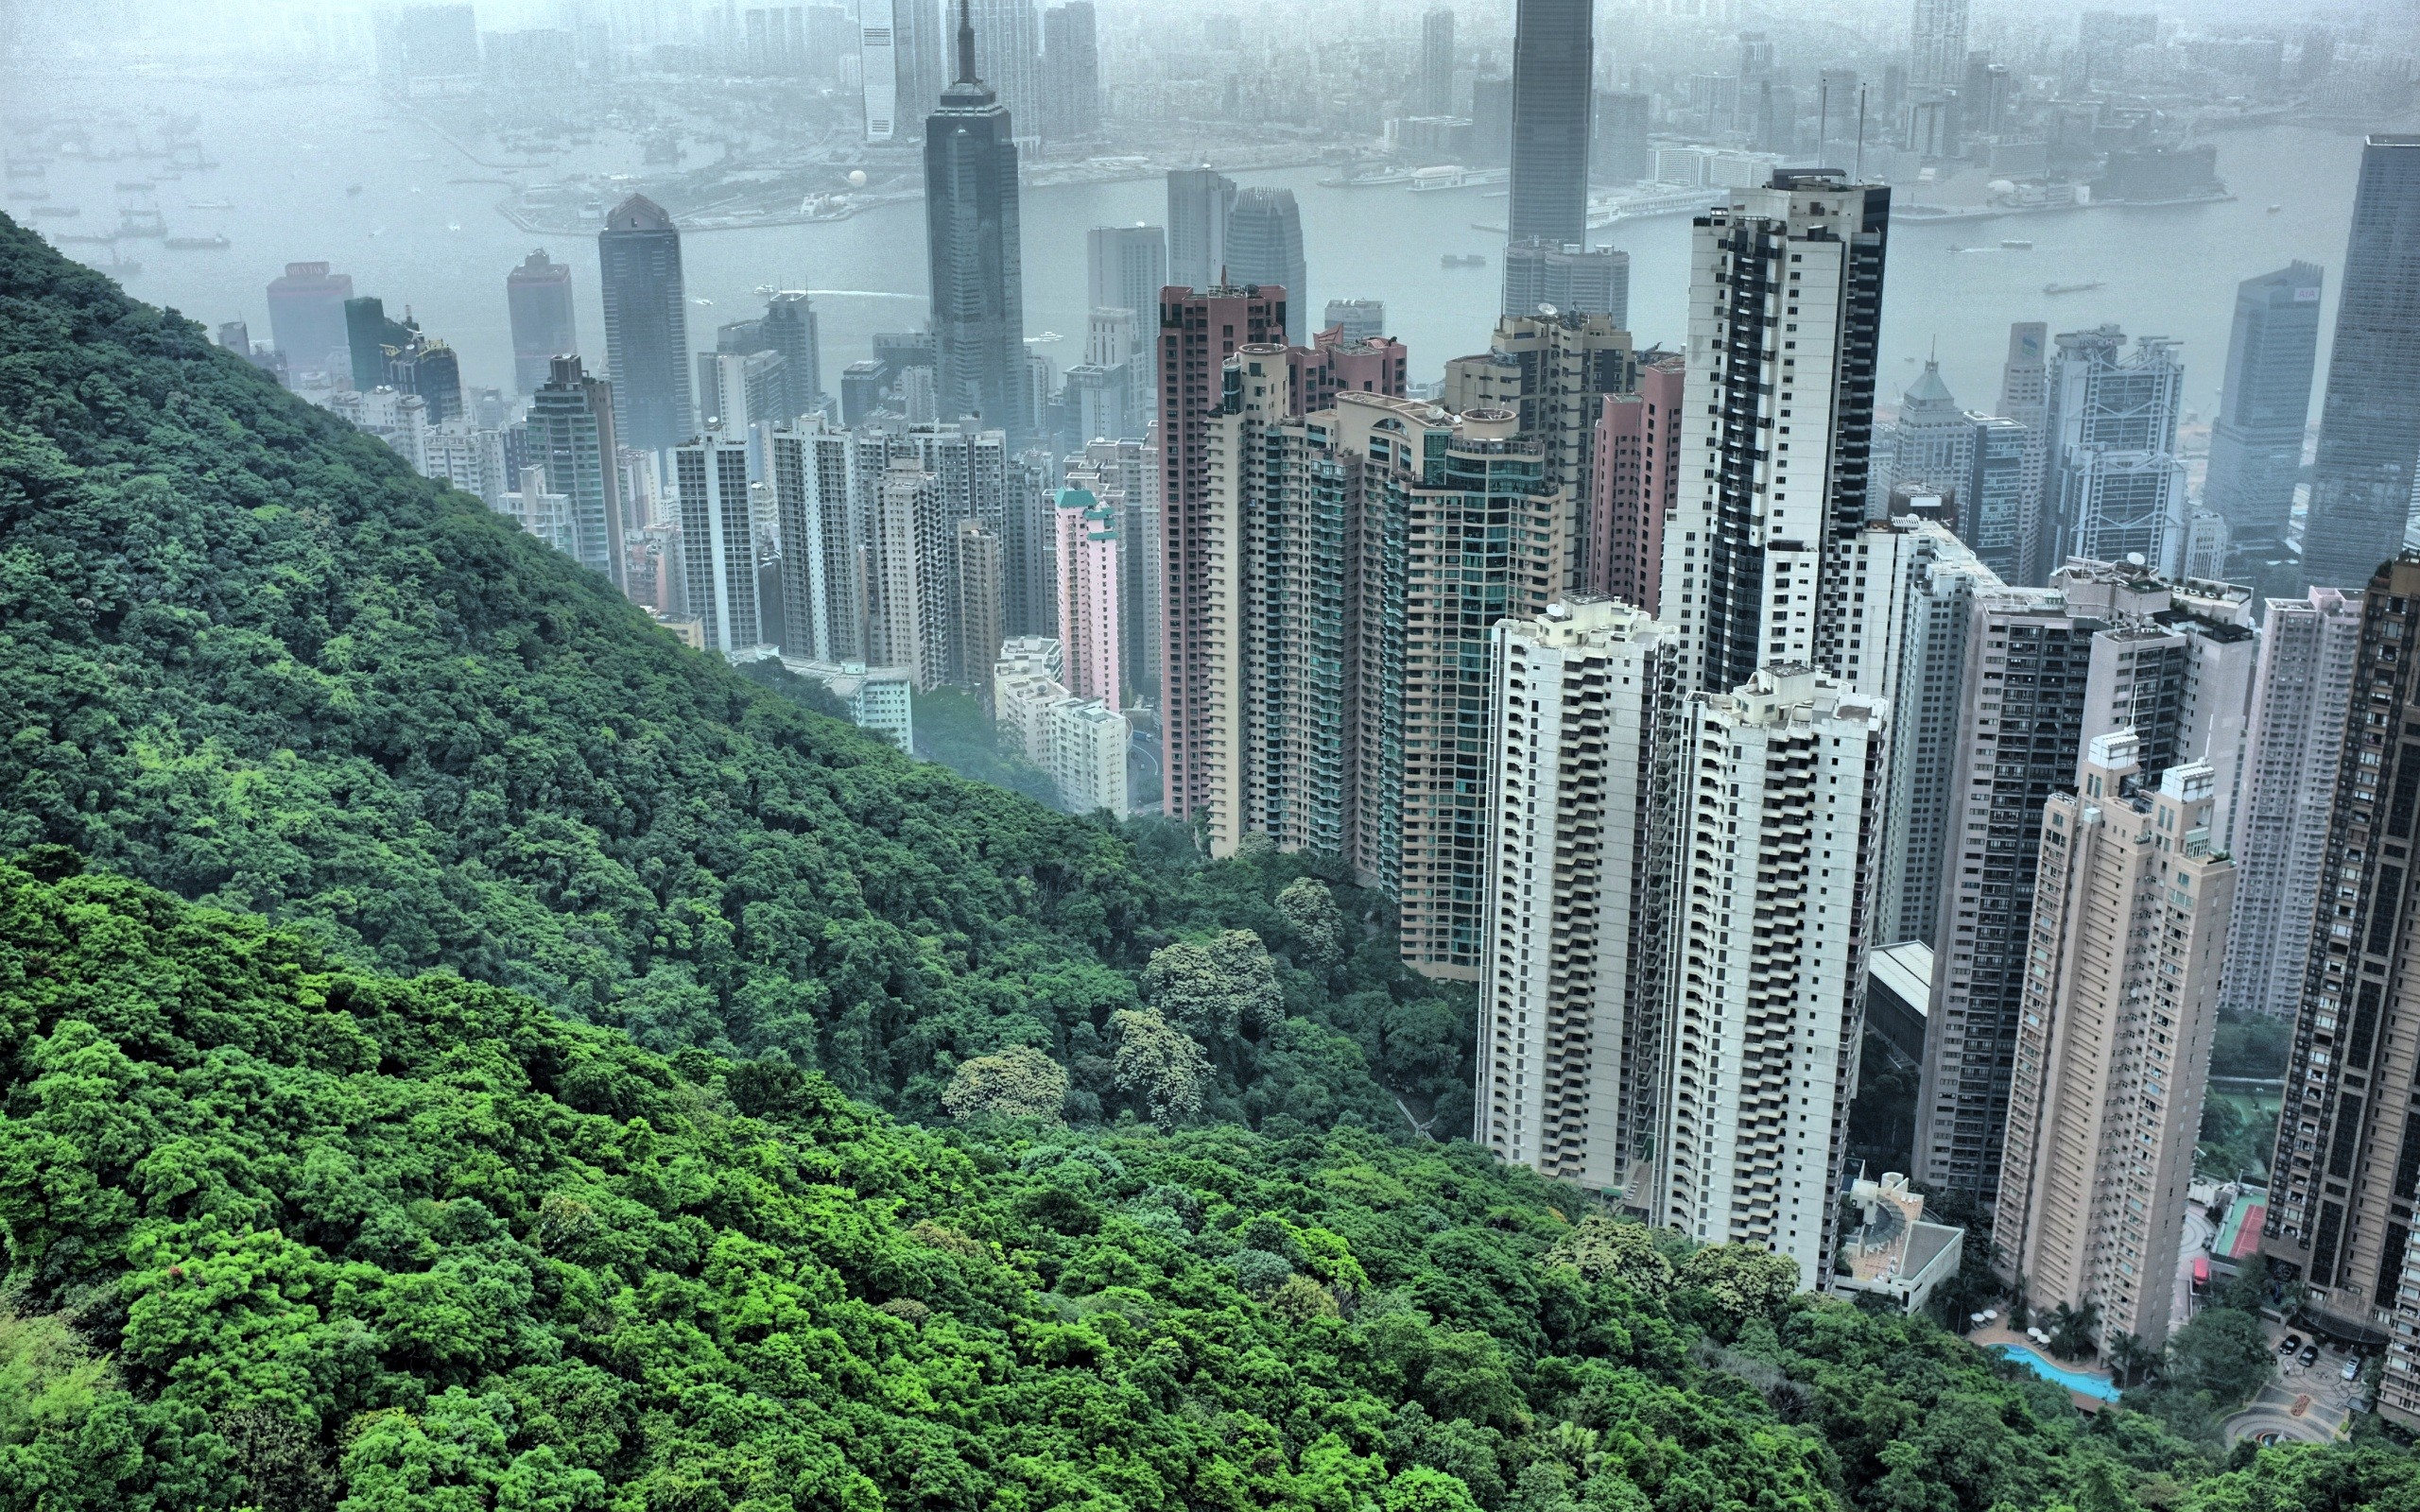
xmin=1656 ymin=666 xmax=1891 ymax=1289
xmin=1998 ymin=735 xmax=2232 ymax=1351
xmin=2224 ymin=587 xmax=2364 ymax=1019
xmin=1477 ymin=598 xmax=1683 ymax=1195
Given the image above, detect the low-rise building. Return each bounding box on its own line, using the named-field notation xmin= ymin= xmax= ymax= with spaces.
xmin=1830 ymin=1166 xmax=1966 ymax=1313
xmin=782 ymin=656 xmax=915 ymax=751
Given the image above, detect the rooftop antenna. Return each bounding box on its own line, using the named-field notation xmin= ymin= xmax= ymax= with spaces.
xmin=955 ymin=0 xmax=977 ymax=85
xmin=1855 ymin=84 xmax=1868 ymax=180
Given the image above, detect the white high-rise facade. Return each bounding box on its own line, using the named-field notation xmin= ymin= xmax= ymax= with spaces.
xmin=1656 ymin=667 xmax=1890 ymax=1288
xmin=1477 ymin=599 xmax=1683 ymax=1194
xmin=859 ymin=0 xmax=901 ymax=142
xmin=1909 ymin=0 xmax=1969 ymax=92
xmin=867 ymin=457 xmax=941 ymax=687
xmin=1477 ymin=171 xmax=1898 ymax=1302
xmin=674 ymin=431 xmax=762 ymax=654
xmin=1804 ymin=516 xmax=2015 ymax=952
xmin=2224 ymin=587 xmax=2364 ymax=1017
xmin=1659 ymin=171 xmax=1890 ymax=697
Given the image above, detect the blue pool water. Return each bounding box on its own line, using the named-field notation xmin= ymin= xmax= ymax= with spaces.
xmin=1991 ymin=1343 xmax=2122 ymax=1401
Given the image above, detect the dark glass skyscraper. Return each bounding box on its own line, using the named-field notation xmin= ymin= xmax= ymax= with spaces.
xmin=2204 ymin=262 xmax=2321 ymax=543
xmin=925 ymin=0 xmax=1029 ymax=438
xmin=1505 ymin=0 xmax=1592 ymax=289
xmin=1222 ymin=188 xmax=1306 ymax=343
xmin=2303 ymin=136 xmax=2420 ymax=590
xmin=761 ymin=291 xmax=824 ymax=418
xmin=506 ymin=249 xmax=578 ymax=395
xmin=1166 ymin=166 xmax=1236 ymax=293
xmin=528 ymin=355 xmax=627 ymax=592
xmin=895 ymin=0 xmax=948 ymax=128
xmin=597 ymin=194 xmax=695 ymax=453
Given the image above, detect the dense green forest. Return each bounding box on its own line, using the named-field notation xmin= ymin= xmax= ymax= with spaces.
xmin=0 ymin=217 xmax=1469 ymax=1135
xmin=6 ymin=859 xmax=2414 ymax=1511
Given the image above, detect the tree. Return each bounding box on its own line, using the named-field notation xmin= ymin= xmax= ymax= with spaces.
xmin=942 ymin=1046 xmax=1070 ymax=1123
xmin=2161 ymin=1307 xmax=2272 ymax=1405
xmin=1142 ymin=931 xmax=1287 ymax=1043
xmin=1678 ymin=1245 xmax=1800 ymax=1334
xmin=1277 ymin=877 xmax=1347 ymax=973
xmin=1542 ymin=1214 xmax=1674 ymax=1299
xmin=2106 ymin=1332 xmax=2155 ymax=1388
xmin=1383 ymin=1468 xmax=1483 ymax=1512
xmin=2045 ymin=1300 xmax=2100 ymax=1361
xmin=1108 ymin=1007 xmax=1210 ymax=1127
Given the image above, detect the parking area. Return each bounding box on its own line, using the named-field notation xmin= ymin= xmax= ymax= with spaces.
xmin=2226 ymin=1318 xmax=2371 ymax=1445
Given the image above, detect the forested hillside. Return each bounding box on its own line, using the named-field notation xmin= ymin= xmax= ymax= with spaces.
xmin=8 ymin=859 xmax=2412 ymax=1511
xmin=0 ymin=217 xmax=1467 ymax=1133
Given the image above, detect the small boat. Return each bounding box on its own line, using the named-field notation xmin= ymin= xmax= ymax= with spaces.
xmin=165 ymin=233 xmax=230 ymax=249
xmin=28 ymin=203 xmax=78 ymax=217
xmin=2267 ymin=204 xmax=2282 ymax=213
xmin=345 ymin=182 xmax=363 ymax=197
xmin=186 ymin=198 xmax=233 ymax=210
xmin=2000 ymin=238 xmax=2033 ymax=249
xmin=2044 ymin=280 xmax=2104 ymax=296
xmin=113 ymin=179 xmax=152 ymax=192
xmin=446 ymin=220 xmax=461 ymax=232
xmin=1440 ymin=252 xmax=1487 ymax=267
xmin=7 ymin=188 xmax=48 ymax=202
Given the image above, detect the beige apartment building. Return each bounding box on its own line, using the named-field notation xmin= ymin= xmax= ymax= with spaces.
xmin=1997 ymin=731 xmax=2232 ymax=1351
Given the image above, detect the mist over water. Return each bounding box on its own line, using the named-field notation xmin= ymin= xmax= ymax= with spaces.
xmin=11 ymin=70 xmax=2366 ymax=417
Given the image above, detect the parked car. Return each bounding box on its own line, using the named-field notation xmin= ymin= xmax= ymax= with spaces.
xmin=2300 ymin=1345 xmax=2320 ymax=1366
xmin=2343 ymin=1356 xmax=2363 ymax=1382
xmin=2280 ymin=1334 xmax=2304 ymax=1355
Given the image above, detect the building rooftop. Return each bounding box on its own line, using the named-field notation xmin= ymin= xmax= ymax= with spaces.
xmin=1870 ymin=941 xmax=1934 ymax=1022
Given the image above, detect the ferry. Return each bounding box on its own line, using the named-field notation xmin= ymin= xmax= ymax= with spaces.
xmin=186 ymin=198 xmax=233 ymax=210
xmin=28 ymin=203 xmax=78 ymax=217
xmin=2044 ymin=281 xmax=2104 ymax=296
xmin=165 ymin=233 xmax=230 ymax=249
xmin=1409 ymin=164 xmax=1508 ymax=192
xmin=2000 ymin=238 xmax=2034 ymax=249
xmin=1440 ymin=252 xmax=1487 ymax=268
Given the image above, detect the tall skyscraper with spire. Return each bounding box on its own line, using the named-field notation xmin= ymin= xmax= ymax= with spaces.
xmin=925 ymin=0 xmax=1030 ymax=439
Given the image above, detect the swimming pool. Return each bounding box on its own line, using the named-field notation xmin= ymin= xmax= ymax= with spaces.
xmin=1990 ymin=1343 xmax=2122 ymax=1401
